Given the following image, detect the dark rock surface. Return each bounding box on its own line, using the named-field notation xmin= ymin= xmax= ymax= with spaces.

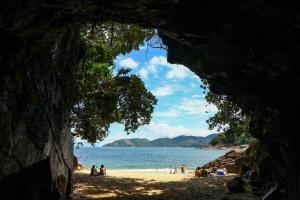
xmin=1 ymin=1 xmax=300 ymax=199
xmin=0 ymin=13 xmax=81 ymax=198
xmin=227 ymin=177 xmax=245 ymax=193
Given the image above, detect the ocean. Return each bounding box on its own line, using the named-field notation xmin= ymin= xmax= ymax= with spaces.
xmin=74 ymin=147 xmax=227 ymax=171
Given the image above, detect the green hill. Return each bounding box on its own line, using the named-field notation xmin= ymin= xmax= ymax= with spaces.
xmin=103 ymin=134 xmax=217 ymax=147
xmin=103 ymin=138 xmax=152 ymax=147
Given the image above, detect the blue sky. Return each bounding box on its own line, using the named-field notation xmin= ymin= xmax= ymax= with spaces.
xmin=78 ymin=39 xmax=218 ymax=146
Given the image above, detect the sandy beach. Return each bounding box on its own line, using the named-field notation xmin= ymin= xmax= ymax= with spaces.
xmin=72 ymin=169 xmax=258 ymax=200
xmin=75 ymin=169 xmax=193 ymax=182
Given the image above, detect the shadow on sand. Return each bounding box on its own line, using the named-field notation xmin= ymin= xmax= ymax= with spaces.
xmin=72 ymin=173 xmax=258 ymax=200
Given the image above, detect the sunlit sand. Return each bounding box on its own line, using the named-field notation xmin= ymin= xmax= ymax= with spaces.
xmin=72 ymin=169 xmax=259 ymax=200
xmin=76 ymin=169 xmax=192 ymax=182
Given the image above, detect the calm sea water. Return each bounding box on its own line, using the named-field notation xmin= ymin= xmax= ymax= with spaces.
xmin=75 ymin=147 xmax=226 ymax=170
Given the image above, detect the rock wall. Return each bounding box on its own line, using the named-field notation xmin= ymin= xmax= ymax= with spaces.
xmin=0 ymin=2 xmax=82 ymax=197
xmin=1 ymin=0 xmax=300 ymax=199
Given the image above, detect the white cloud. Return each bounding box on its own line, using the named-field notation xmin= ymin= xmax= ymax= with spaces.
xmin=147 ymin=64 xmax=157 ymax=74
xmin=139 ymin=68 xmax=149 ymax=80
xmin=147 ymin=56 xmax=192 ymax=80
xmin=166 ymin=64 xmax=191 ymax=79
xmin=177 ymin=98 xmax=218 ymax=115
xmin=144 ymin=121 xmax=213 ymax=138
xmin=155 ymin=109 xmax=179 ymax=117
xmin=153 ymin=97 xmax=217 ymax=118
xmin=138 ymin=45 xmax=147 ymax=51
xmin=192 ymin=94 xmax=205 ymax=99
xmin=149 ymin=56 xmax=169 ymax=66
xmin=151 ymin=85 xmax=177 ymax=97
xmin=190 ymin=83 xmax=198 ymax=88
xmin=119 ymin=57 xmax=139 ymax=68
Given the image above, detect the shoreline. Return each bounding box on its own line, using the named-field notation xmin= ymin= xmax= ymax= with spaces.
xmin=75 ymin=145 xmax=248 ymax=173
xmin=75 ymin=169 xmax=194 ymax=182
xmin=73 ymin=145 xmax=258 ymax=199
xmin=77 ymin=168 xmax=193 ymax=173
xmin=198 ymin=144 xmax=249 ymax=151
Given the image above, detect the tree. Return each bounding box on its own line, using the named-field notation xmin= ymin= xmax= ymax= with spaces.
xmin=205 ymin=91 xmax=255 ymax=145
xmin=71 ymin=22 xmax=157 ymax=144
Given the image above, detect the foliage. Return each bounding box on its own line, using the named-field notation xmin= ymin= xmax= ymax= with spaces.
xmin=71 ymin=22 xmax=157 ymax=144
xmin=209 ymin=126 xmax=256 ymax=145
xmin=205 ymin=91 xmax=255 ymax=145
xmin=81 ymin=22 xmax=154 ymax=59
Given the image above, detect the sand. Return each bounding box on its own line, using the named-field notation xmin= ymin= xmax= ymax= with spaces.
xmin=76 ymin=169 xmax=192 ymax=182
xmin=72 ymin=169 xmax=259 ymax=200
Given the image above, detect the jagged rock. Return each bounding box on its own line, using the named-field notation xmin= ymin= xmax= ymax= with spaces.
xmin=227 ymin=177 xmax=245 ymax=193
xmin=73 ymin=156 xmax=84 ymax=171
xmin=0 ymin=25 xmax=80 ymax=199
xmin=201 ymin=147 xmax=248 ymax=174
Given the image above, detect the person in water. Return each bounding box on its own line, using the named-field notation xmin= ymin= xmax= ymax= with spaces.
xmin=98 ymin=164 xmax=106 ymax=176
xmin=90 ymin=165 xmax=97 ymax=176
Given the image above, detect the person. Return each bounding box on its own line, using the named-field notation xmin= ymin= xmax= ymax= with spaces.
xmin=169 ymin=165 xmax=172 ymax=174
xmin=90 ymin=165 xmax=97 ymax=176
xmin=98 ymin=164 xmax=106 ymax=176
xmin=195 ymin=167 xmax=201 ymax=177
xmin=181 ymin=164 xmax=186 ymax=174
xmin=174 ymin=164 xmax=177 ymax=174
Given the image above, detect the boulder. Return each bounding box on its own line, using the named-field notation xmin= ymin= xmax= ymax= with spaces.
xmin=224 ymin=163 xmax=239 ymax=174
xmin=227 ymin=177 xmax=245 ymax=193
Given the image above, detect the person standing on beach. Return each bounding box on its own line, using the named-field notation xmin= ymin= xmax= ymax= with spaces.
xmin=170 ymin=165 xmax=172 ymax=174
xmin=174 ymin=164 xmax=178 ymax=174
xmin=181 ymin=164 xmax=186 ymax=174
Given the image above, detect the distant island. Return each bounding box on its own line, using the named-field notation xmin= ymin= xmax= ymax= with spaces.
xmin=103 ymin=134 xmax=217 ymax=147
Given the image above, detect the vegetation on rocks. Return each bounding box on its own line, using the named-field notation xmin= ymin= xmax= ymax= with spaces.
xmin=71 ymin=22 xmax=157 ymax=144
xmin=205 ymin=91 xmax=255 ymax=145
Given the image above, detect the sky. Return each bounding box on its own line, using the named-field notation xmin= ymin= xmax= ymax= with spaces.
xmin=78 ymin=38 xmax=218 ymax=146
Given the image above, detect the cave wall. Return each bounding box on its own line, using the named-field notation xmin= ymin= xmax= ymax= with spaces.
xmin=0 ymin=2 xmax=82 ymax=198
xmin=1 ymin=0 xmax=300 ymax=199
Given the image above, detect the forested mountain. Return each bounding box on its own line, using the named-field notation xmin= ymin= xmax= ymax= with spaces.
xmin=104 ymin=134 xmax=217 ymax=147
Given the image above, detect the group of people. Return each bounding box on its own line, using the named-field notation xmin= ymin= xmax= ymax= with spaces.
xmin=89 ymin=163 xmax=218 ymax=177
xmin=195 ymin=167 xmax=208 ymax=177
xmin=90 ymin=164 xmax=106 ymax=176
xmin=194 ymin=166 xmax=227 ymax=177
xmin=169 ymin=164 xmax=186 ymax=174
xmin=169 ymin=164 xmax=215 ymax=176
